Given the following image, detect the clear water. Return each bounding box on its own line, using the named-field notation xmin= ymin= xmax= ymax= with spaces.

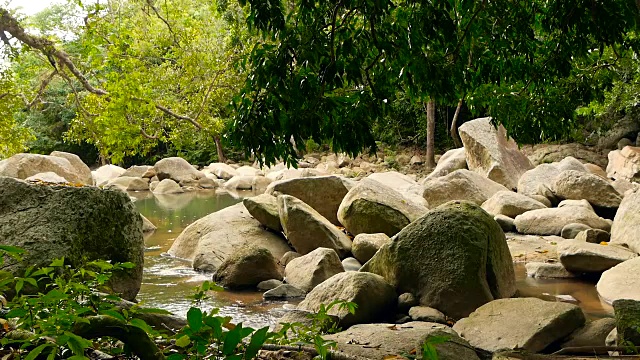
xmin=133 ymin=191 xmax=612 ymax=327
xmin=132 ymin=190 xmax=295 ymax=329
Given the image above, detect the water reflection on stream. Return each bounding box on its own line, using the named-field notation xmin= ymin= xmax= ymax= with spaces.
xmin=133 ymin=191 xmax=612 ymax=328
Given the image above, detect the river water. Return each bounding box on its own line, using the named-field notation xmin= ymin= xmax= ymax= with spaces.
xmin=132 ymin=191 xmax=612 ymax=328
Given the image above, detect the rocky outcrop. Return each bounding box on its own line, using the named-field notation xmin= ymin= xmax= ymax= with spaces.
xmin=459 ymin=117 xmax=533 ymax=190
xmin=0 ymin=153 xmax=93 ymax=185
xmin=243 ymin=194 xmax=282 ymax=232
xmin=168 ymin=203 xmax=291 ymax=272
xmin=351 ymin=233 xmax=391 ymax=264
xmin=212 ymin=245 xmax=282 ymax=289
xmin=514 ymin=206 xmax=610 ymax=236
xmin=297 ymin=272 xmax=396 ymax=327
xmin=422 ymin=169 xmax=509 ymax=208
xmin=50 ymin=151 xmax=93 ymax=185
xmin=558 ymin=240 xmax=636 ymax=273
xmin=367 ymin=171 xmax=427 ymax=207
xmin=481 ymin=191 xmax=547 ymax=218
xmin=284 ymin=247 xmax=344 ymax=292
xmin=423 ymin=148 xmax=468 ymax=180
xmin=154 ymin=157 xmax=203 ymax=183
xmin=152 ymin=179 xmax=184 ymax=195
xmin=361 ymin=201 xmax=515 ymax=320
xmin=93 ymin=165 xmax=127 ymax=186
xmin=0 ymin=177 xmax=144 ymax=300
xmin=607 ymin=146 xmax=640 ymax=182
xmin=453 ymin=298 xmax=586 ymax=353
xmin=338 ymin=178 xmax=428 ymax=237
xmin=267 ymin=175 xmax=354 ymax=225
xmin=325 ymin=322 xmax=480 ymax=360
xmin=278 ymin=195 xmax=352 ymax=257
xmin=517 ymin=157 xmax=586 ymax=197
xmin=552 ymin=170 xmax=622 ymax=209
xmin=597 ymin=257 xmax=640 ymax=303
xmin=610 ymin=189 xmax=640 ymax=253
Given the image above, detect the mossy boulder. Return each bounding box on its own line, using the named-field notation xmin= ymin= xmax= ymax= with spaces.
xmin=361 ymin=200 xmax=515 ymax=320
xmin=0 ymin=177 xmax=144 ymax=300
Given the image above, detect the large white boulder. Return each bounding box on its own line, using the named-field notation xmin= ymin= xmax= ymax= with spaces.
xmin=422 ymin=169 xmax=509 ymax=208
xmin=93 ymin=164 xmax=127 ymax=186
xmin=610 ymin=189 xmax=640 ymax=253
xmin=367 ymin=171 xmax=427 ymax=207
xmin=50 ymin=151 xmax=93 ymax=185
xmin=606 ymin=146 xmax=640 ymax=182
xmin=0 ymin=153 xmax=92 ymax=185
xmin=154 ymin=157 xmax=203 ymax=183
xmin=514 ymin=206 xmax=611 ymax=236
xmin=517 ymin=157 xmax=586 ymax=197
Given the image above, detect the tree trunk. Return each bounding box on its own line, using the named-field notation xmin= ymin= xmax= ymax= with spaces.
xmin=425 ymin=100 xmax=436 ymax=169
xmin=450 ymin=98 xmax=464 ymax=147
xmin=214 ymin=136 xmax=227 ymax=163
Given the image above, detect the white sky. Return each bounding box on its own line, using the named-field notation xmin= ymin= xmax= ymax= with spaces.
xmin=8 ymin=0 xmax=65 ymax=16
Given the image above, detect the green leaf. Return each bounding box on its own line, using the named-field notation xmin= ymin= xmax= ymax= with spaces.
xmin=99 ymin=309 xmax=126 ymax=322
xmin=63 ymin=332 xmax=91 ymax=356
xmin=187 ymin=307 xmax=203 ymax=332
xmin=245 ymin=327 xmax=269 ymax=359
xmin=129 ymin=318 xmax=153 ymax=333
xmin=25 ymin=343 xmax=52 ymax=360
xmin=175 ymin=335 xmax=191 ymax=348
xmin=222 ymin=323 xmax=243 ymax=355
xmin=166 ymin=354 xmax=185 ymax=360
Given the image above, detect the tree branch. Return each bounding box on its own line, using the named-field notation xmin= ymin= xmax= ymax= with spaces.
xmin=26 ymin=70 xmax=57 ymax=110
xmin=144 ymin=0 xmax=180 ymax=47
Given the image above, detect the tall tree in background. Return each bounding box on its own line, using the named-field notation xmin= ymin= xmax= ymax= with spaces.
xmin=232 ymin=0 xmax=639 ymax=165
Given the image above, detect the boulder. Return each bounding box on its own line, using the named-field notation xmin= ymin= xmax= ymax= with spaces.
xmin=613 ymin=299 xmax=640 ymax=346
xmin=367 ymin=171 xmax=428 ymax=207
xmin=342 ymin=257 xmax=362 ymax=271
xmin=612 ymin=178 xmax=640 ymax=196
xmin=120 ymin=165 xmax=155 ymax=179
xmin=243 ymin=194 xmax=282 ymax=232
xmin=105 ymin=176 xmax=150 ymax=192
xmin=154 ymin=157 xmax=203 ymax=183
xmin=558 ymin=199 xmax=595 ymax=212
xmin=50 ymin=151 xmax=93 ymax=185
xmin=494 ymin=214 xmax=515 ymax=232
xmin=453 ymin=298 xmax=586 ymax=353
xmin=276 ymin=310 xmax=338 ymax=332
xmin=561 ymin=223 xmax=592 ymax=239
xmin=212 ymin=245 xmax=282 ymax=289
xmin=558 ymin=240 xmax=636 ymax=273
xmin=224 ymin=175 xmax=272 ymax=192
xmin=610 ymin=189 xmax=640 ymax=253
xmin=351 ymin=233 xmax=391 ymax=264
xmin=397 ymin=293 xmax=418 ymax=312
xmin=152 ymin=179 xmax=184 ymax=195
xmin=423 ymin=148 xmax=468 ymax=180
xmin=517 ymin=157 xmax=586 ymax=197
xmin=552 ymin=170 xmax=622 ymax=209
xmin=607 ymin=146 xmax=640 ymax=182
xmin=514 ymin=207 xmax=610 ymax=236
xmin=236 ymin=165 xmax=262 ymax=177
xmin=278 ymin=195 xmax=352 ymax=257
xmin=459 ymin=117 xmax=533 ymax=190
xmin=361 ymin=201 xmax=516 ymax=320
xmin=410 ymin=155 xmax=423 ymax=166
xmin=168 ymin=203 xmax=291 ymax=272
xmin=524 ymin=143 xmax=608 ymax=168
xmin=525 ymin=262 xmax=576 ymax=279
xmin=141 ymin=215 xmax=157 ymax=233
xmin=529 ymin=194 xmax=552 ymax=207
xmin=25 ymin=172 xmax=69 ymax=184
xmin=280 ymin=251 xmax=300 ymax=266
xmin=408 ymin=306 xmax=447 ymax=324
xmin=93 ymin=164 xmax=127 ymax=186
xmin=263 ymin=284 xmax=306 ymax=299
xmin=325 ymin=322 xmax=480 ymax=360
xmin=481 ymin=191 xmax=547 ymax=218
xmin=583 ymin=163 xmax=608 ymax=179
xmin=597 ymin=257 xmax=640 ymax=303
xmin=0 ymin=177 xmax=143 ymax=300
xmin=561 ymin=318 xmax=616 ymax=351
xmin=256 ymin=279 xmax=283 ymax=291
xmin=0 ymin=153 xmax=93 ymax=185
xmin=266 ymin=175 xmax=354 ymax=225
xmin=574 ymin=228 xmax=610 ymax=243
xmin=208 ymin=163 xmax=239 ymax=180
xmin=284 ymin=247 xmax=344 ymax=292
xmin=338 ymin=178 xmax=428 ymax=237
xmin=297 ymin=272 xmax=396 ymax=327
xmin=198 ymin=177 xmax=217 ymax=189
xmin=422 ymin=169 xmax=509 ymax=208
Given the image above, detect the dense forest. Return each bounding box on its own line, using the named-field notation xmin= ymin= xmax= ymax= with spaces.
xmin=0 ymin=0 xmax=639 ymax=167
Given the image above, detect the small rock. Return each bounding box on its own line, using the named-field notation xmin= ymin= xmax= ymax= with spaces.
xmin=152 ymin=179 xmax=184 ymax=194
xmin=494 ymin=214 xmax=515 ymax=232
xmin=559 ymin=240 xmax=636 ymax=274
xmin=408 ymin=306 xmax=447 ymax=324
xmin=351 ymin=233 xmax=391 ymax=264
xmin=257 ymin=279 xmax=283 ymax=291
xmin=263 ymin=284 xmax=306 ymax=299
xmin=212 ymin=245 xmax=283 ymax=289
xmin=397 ymin=293 xmax=418 ymax=313
xmin=280 ymin=251 xmax=300 ymax=266
xmin=341 ymin=257 xmax=362 ymax=271
xmin=525 ymin=262 xmax=576 ymax=279
xmin=410 ymin=155 xmax=423 ymax=166
xmin=561 ymin=223 xmax=592 ymax=239
xmin=575 ymin=229 xmax=610 ymax=243
xmin=284 ymin=248 xmax=344 ymax=292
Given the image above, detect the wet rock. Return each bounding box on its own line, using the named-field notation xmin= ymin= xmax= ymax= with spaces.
xmin=597 ymin=257 xmax=640 ymax=303
xmin=338 ymin=178 xmax=428 ymax=237
xmin=351 ymin=233 xmax=391 ymax=264
xmin=243 ymin=194 xmax=282 ymax=232
xmin=525 ymin=262 xmax=576 ymax=279
xmin=152 ymin=179 xmax=184 ymax=195
xmin=453 ymin=298 xmax=585 ymax=353
xmin=257 ymin=279 xmax=283 ymax=291
xmin=325 ymin=322 xmax=480 ymax=360
xmin=279 ymin=195 xmax=352 ymax=257
xmin=297 ymin=272 xmax=396 ymax=327
xmin=284 ymin=248 xmax=344 ymax=292
xmin=362 ymin=201 xmax=515 ymax=320
xmin=610 ymin=188 xmax=640 ymax=253
xmin=514 ymin=206 xmax=610 ymax=236
xmin=263 ymin=284 xmax=306 ymax=299
xmin=613 ymin=299 xmax=640 ymax=346
xmin=422 ymin=169 xmax=509 ymax=208
xmin=482 ymin=191 xmax=547 ymax=218
xmin=559 ymin=240 xmax=636 ymax=274
xmin=213 ymin=245 xmax=283 ymax=289
xmin=408 ymin=306 xmax=447 ymax=324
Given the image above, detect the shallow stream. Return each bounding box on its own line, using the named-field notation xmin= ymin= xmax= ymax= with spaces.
xmin=133 ymin=191 xmax=612 ymax=328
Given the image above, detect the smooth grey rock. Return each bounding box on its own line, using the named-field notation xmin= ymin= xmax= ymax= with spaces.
xmin=552 ymin=170 xmax=622 ymax=209
xmin=284 ymin=247 xmax=344 ymax=292
xmin=263 ymin=284 xmax=306 ymax=299
xmin=610 ymin=189 xmax=640 ymax=253
xmin=341 ymin=257 xmax=362 ymax=271
xmin=525 ymin=262 xmax=576 ymax=279
xmin=351 ymin=233 xmax=391 ymax=264
xmin=597 ymin=257 xmax=640 ymax=303
xmin=243 ymin=194 xmax=282 ymax=232
xmin=152 ymin=179 xmax=184 ymax=195
xmin=514 ymin=206 xmax=610 ymax=236
xmin=397 ymin=293 xmax=418 ymax=313
xmin=422 ymin=169 xmax=509 ymax=208
xmin=408 ymin=306 xmax=447 ymax=324
xmin=482 ymin=191 xmax=547 ymax=218
xmin=154 ymin=157 xmax=203 ymax=183
xmin=257 ymin=279 xmax=283 ymax=291
xmin=424 ymin=148 xmax=468 ymax=181
xmin=559 ymin=240 xmax=636 ymax=273
xmin=212 ymin=245 xmax=283 ymax=289
xmin=561 ymin=223 xmax=592 ymax=239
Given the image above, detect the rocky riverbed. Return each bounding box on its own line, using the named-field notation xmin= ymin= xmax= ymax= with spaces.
xmin=2 ymin=117 xmax=640 ymax=359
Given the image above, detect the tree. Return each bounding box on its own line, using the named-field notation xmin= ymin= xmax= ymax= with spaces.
xmin=231 ymin=0 xmax=639 ymax=165
xmin=1 ymin=0 xmax=249 ymax=164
